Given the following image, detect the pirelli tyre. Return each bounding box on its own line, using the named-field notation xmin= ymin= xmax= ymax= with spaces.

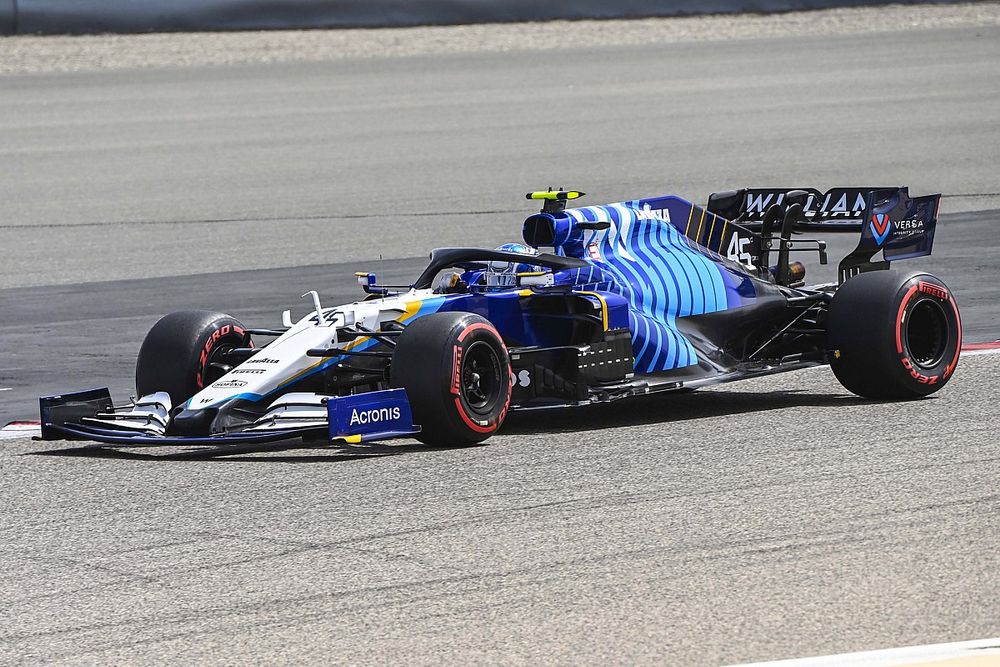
xmin=828 ymin=270 xmax=961 ymax=399
xmin=136 ymin=310 xmax=249 ymax=408
xmin=391 ymin=312 xmax=512 ymax=446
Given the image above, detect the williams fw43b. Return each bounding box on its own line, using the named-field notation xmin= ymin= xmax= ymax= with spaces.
xmin=40 ymin=186 xmax=961 ymax=454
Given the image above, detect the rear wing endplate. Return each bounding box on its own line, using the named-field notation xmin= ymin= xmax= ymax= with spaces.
xmin=838 ymin=187 xmax=940 ymax=282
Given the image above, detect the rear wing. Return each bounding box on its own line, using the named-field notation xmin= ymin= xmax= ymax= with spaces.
xmin=707 ymin=187 xmax=894 ymax=231
xmin=708 ymin=186 xmax=941 ymax=283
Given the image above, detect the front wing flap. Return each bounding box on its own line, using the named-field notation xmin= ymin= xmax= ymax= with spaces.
xmin=39 ymin=387 xmax=420 ymax=451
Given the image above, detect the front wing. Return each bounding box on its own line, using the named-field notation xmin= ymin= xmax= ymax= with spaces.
xmin=39 ymin=387 xmax=421 ymax=453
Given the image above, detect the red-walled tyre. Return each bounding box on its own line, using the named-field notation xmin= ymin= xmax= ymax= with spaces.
xmin=828 ymin=270 xmax=961 ymax=399
xmin=391 ymin=312 xmax=512 ymax=445
xmin=136 ymin=310 xmax=249 ymax=408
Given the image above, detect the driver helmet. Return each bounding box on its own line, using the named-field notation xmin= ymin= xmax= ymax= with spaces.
xmin=485 ymin=242 xmax=541 ymax=288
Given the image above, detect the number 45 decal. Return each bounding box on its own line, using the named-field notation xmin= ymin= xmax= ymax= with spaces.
xmin=726 ymin=234 xmax=754 ymax=267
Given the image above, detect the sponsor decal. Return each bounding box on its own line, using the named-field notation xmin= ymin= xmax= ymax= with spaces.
xmin=744 ymin=190 xmax=869 ymax=219
xmin=900 ymin=357 xmax=939 ymax=385
xmin=635 ymin=203 xmax=670 ymax=222
xmin=327 ymin=389 xmax=414 ymax=440
xmin=890 ymin=216 xmax=925 ymax=241
xmin=212 ymin=379 xmax=248 ymax=388
xmin=196 ymin=324 xmax=244 ymax=388
xmin=745 ymin=192 xmax=782 ymax=215
xmin=917 ymin=281 xmax=949 ymax=301
xmin=349 ymin=406 xmax=401 ymax=426
xmin=587 ymin=242 xmax=601 ymax=260
xmin=517 ymin=370 xmax=531 ymax=387
xmin=896 ymin=218 xmax=925 ymax=231
xmin=246 ymin=358 xmax=280 ymax=365
xmin=821 ymin=191 xmax=868 ymax=217
xmin=230 ymin=368 xmax=267 ymax=375
xmin=451 ymin=345 xmax=463 ymax=395
xmin=870 ymin=213 xmax=892 ymax=246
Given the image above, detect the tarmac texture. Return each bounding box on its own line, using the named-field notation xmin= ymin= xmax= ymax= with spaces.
xmin=1 ymin=20 xmax=999 ymax=289
xmin=0 ymin=6 xmax=998 ymax=665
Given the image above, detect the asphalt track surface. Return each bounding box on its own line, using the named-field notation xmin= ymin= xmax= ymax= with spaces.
xmin=2 ymin=23 xmax=1000 ymax=289
xmin=1 ymin=17 xmax=999 ymax=667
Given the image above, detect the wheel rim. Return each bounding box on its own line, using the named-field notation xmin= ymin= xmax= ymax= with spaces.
xmin=461 ymin=340 xmax=503 ymax=415
xmin=202 ymin=342 xmax=238 ymax=386
xmin=905 ymin=297 xmax=948 ymax=368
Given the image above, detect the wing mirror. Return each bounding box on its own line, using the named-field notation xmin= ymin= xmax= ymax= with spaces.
xmin=356 ymin=271 xmax=390 ymax=296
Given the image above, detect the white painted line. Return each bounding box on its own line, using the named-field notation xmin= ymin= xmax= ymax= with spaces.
xmin=960 ymin=348 xmax=1000 ymax=357
xmin=0 ymin=387 xmax=12 ymax=391
xmin=0 ymin=431 xmax=39 ymax=441
xmin=0 ymin=421 xmax=42 ymax=441
xmin=729 ymin=636 xmax=1000 ymax=667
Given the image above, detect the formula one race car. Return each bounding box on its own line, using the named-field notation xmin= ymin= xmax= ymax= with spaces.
xmin=40 ymin=186 xmax=962 ymax=454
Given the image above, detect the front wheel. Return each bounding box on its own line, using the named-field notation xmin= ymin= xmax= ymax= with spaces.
xmin=391 ymin=312 xmax=512 ymax=446
xmin=827 ymin=270 xmax=961 ymax=399
xmin=136 ymin=310 xmax=249 ymax=409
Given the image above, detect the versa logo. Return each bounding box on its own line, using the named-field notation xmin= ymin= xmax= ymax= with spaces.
xmin=870 ymin=213 xmax=891 ymax=246
xmin=349 ymin=406 xmax=401 ymax=426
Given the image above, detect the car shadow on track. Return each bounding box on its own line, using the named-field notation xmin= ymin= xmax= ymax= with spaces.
xmin=27 ymin=388 xmax=879 ymax=462
xmin=499 ymin=388 xmax=879 ymax=436
xmin=28 ymin=439 xmax=485 ymax=462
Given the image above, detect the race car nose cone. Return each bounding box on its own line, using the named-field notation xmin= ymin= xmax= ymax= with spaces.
xmin=170 ymin=406 xmax=218 ymax=436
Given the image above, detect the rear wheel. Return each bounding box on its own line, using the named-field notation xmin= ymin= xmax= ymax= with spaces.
xmin=827 ymin=270 xmax=961 ymax=399
xmin=136 ymin=310 xmax=249 ymax=408
xmin=391 ymin=312 xmax=512 ymax=445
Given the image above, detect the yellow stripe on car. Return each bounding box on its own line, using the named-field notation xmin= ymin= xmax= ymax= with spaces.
xmin=577 ymin=291 xmax=609 ymax=331
xmin=397 ymin=298 xmax=423 ymax=323
xmin=707 ymin=214 xmax=718 ymax=250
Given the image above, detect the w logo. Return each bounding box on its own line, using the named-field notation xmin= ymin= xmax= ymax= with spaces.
xmin=870 ymin=213 xmax=891 ymax=246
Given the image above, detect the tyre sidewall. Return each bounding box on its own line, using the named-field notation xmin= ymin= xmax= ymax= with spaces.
xmin=829 ymin=271 xmax=961 ymax=398
xmin=440 ymin=320 xmax=512 ymax=439
xmin=136 ymin=311 xmax=247 ymax=407
xmin=392 ymin=313 xmax=512 ymax=445
xmin=888 ymin=275 xmax=962 ymax=395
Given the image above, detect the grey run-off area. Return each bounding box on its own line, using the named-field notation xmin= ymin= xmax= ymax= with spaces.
xmin=0 ymin=0 xmax=988 ymax=35
xmin=0 ymin=6 xmax=998 ymax=665
xmin=1 ymin=6 xmax=1000 ymax=289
